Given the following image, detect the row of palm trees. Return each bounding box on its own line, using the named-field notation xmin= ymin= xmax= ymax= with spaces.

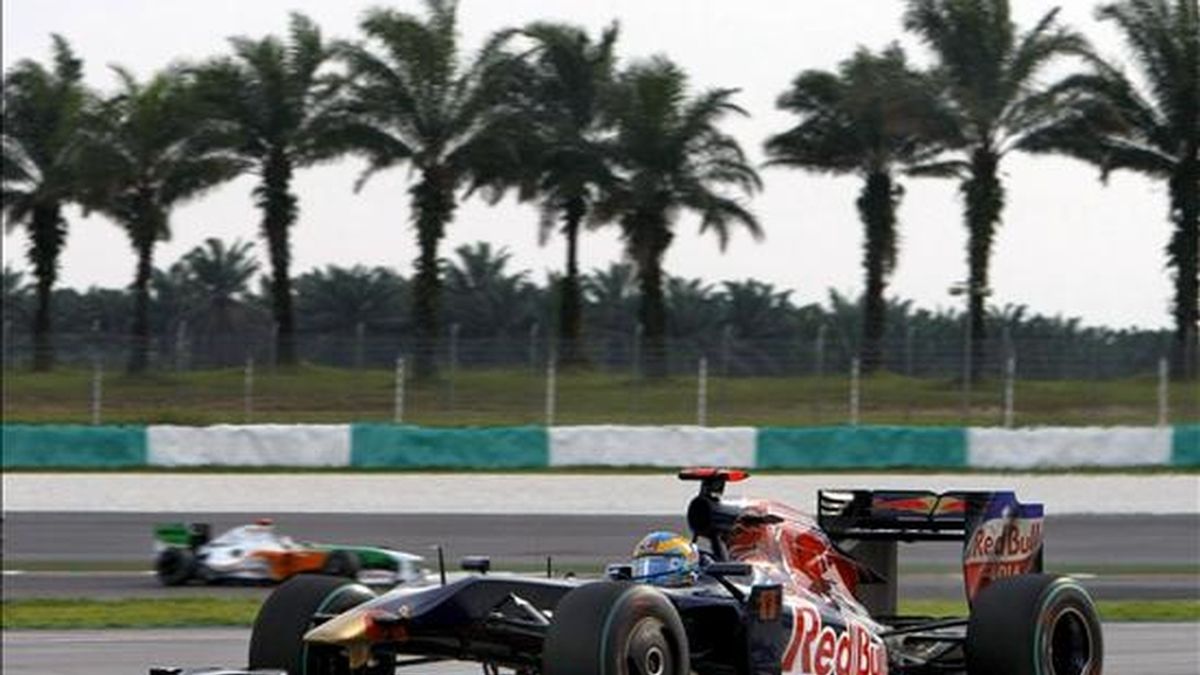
xmin=3 ymin=244 xmax=1172 ymax=379
xmin=3 ymin=0 xmax=1197 ymax=379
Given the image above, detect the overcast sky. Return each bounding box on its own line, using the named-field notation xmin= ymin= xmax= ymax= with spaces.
xmin=1 ymin=0 xmax=1175 ymax=329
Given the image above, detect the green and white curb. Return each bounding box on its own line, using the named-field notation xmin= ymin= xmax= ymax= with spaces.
xmin=2 ymin=423 xmax=1198 ymax=469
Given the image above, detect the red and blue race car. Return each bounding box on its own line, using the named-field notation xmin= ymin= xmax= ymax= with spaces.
xmin=163 ymin=469 xmax=1101 ymax=675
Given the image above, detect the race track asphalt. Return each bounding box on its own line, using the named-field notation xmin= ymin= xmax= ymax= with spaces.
xmin=4 ymin=625 xmax=1198 ymax=675
xmin=3 ymin=512 xmax=1198 ymax=600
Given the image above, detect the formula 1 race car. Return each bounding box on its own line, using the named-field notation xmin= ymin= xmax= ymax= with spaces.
xmin=152 ymin=519 xmax=425 ymax=588
xmin=169 ymin=470 xmax=1102 ymax=675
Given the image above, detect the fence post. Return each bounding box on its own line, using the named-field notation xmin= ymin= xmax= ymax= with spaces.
xmin=632 ymin=323 xmax=644 ymax=379
xmin=394 ymin=356 xmax=406 ymax=424
xmin=1157 ymin=357 xmax=1169 ymax=427
xmin=244 ymin=354 xmax=254 ymax=423
xmin=721 ymin=325 xmax=734 ymax=377
xmin=355 ymin=322 xmax=366 ymax=370
xmin=545 ymin=347 xmax=557 ymax=427
xmin=174 ymin=320 xmax=188 ymax=372
xmin=815 ymin=325 xmax=827 ymax=377
xmin=448 ymin=323 xmax=461 ymax=411
xmin=849 ymin=357 xmax=861 ymax=426
xmin=905 ymin=325 xmax=915 ymax=377
xmin=961 ymin=313 xmax=972 ymax=424
xmin=697 ymin=356 xmax=709 ymax=427
xmin=90 ymin=356 xmax=103 ymax=425
xmin=528 ymin=321 xmax=540 ymax=373
xmin=269 ymin=321 xmax=279 ymax=370
xmin=2 ymin=319 xmax=11 ymax=371
xmin=1003 ymin=354 xmax=1017 ymax=428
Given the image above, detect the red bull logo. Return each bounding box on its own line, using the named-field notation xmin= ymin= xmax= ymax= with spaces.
xmin=964 ymin=515 xmax=1043 ymax=599
xmin=782 ymin=602 xmax=888 ymax=675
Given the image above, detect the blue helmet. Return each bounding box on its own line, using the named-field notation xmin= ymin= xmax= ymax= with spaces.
xmin=631 ymin=531 xmax=699 ymax=587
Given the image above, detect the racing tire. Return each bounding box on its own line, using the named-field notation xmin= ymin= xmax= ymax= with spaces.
xmin=248 ymin=574 xmax=391 ymax=675
xmin=542 ymin=581 xmax=689 ymax=675
xmin=966 ymin=574 xmax=1102 ymax=675
xmin=322 ymin=550 xmax=363 ymax=579
xmin=155 ymin=548 xmax=195 ymax=586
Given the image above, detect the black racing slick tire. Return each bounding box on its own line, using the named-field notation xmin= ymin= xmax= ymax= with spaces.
xmin=966 ymin=574 xmax=1103 ymax=675
xmin=155 ymin=548 xmax=195 ymax=586
xmin=248 ymin=574 xmax=390 ymax=675
xmin=321 ymin=549 xmax=362 ymax=579
xmin=542 ymin=582 xmax=689 ymax=675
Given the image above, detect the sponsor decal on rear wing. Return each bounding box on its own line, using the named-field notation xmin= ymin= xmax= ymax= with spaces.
xmin=817 ymin=489 xmax=1044 ymax=601
xmin=962 ymin=492 xmax=1043 ymax=602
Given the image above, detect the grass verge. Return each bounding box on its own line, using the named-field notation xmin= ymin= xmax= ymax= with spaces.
xmin=3 ymin=597 xmax=1196 ymax=630
xmin=899 ymin=599 xmax=1200 ymax=622
xmin=3 ymin=365 xmax=1196 ymax=426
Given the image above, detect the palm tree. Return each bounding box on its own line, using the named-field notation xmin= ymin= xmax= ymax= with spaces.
xmin=336 ymin=0 xmax=520 ymax=378
xmin=192 ymin=13 xmax=346 ymax=367
xmin=597 ymin=58 xmax=762 ymax=376
xmin=178 ymin=238 xmax=263 ymax=365
xmin=1022 ymin=0 xmax=1199 ymax=379
xmin=903 ymin=0 xmax=1088 ymax=376
xmin=79 ymin=68 xmax=244 ymax=372
xmin=765 ymin=46 xmax=948 ymax=372
xmin=666 ymin=276 xmax=720 ymax=339
xmin=1 ymin=36 xmax=91 ymax=370
xmin=181 ymin=238 xmax=261 ymax=313
xmin=444 ymin=242 xmax=541 ymax=339
xmin=719 ymin=280 xmax=797 ymax=340
xmin=294 ymin=265 xmax=407 ymax=333
xmin=504 ymin=22 xmax=620 ymax=364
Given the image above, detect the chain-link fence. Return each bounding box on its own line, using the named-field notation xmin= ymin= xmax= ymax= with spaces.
xmin=2 ymin=326 xmax=1196 ymax=427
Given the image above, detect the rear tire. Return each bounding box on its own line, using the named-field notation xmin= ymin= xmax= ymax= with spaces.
xmin=155 ymin=548 xmax=195 ymax=586
xmin=248 ymin=574 xmax=389 ymax=675
xmin=967 ymin=574 xmax=1102 ymax=675
xmin=322 ymin=550 xmax=362 ymax=579
xmin=542 ymin=582 xmax=689 ymax=675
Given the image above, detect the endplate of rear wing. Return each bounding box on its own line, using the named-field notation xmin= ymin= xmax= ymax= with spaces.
xmin=818 ymin=490 xmax=1035 ymax=542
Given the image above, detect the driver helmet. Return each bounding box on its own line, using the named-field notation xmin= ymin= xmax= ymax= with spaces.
xmin=632 ymin=531 xmax=699 ymax=587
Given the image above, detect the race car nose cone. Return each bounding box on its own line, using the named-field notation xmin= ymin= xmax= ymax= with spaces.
xmin=304 ymin=609 xmax=370 ymax=645
xmin=304 ymin=607 xmax=409 ymax=646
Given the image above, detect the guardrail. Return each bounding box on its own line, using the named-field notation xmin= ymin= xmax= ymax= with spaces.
xmin=2 ymin=424 xmax=1197 ymax=469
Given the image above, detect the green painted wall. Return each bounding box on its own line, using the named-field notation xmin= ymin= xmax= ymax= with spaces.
xmin=756 ymin=426 xmax=968 ymax=469
xmin=351 ymin=425 xmax=549 ymax=468
xmin=1173 ymin=424 xmax=1200 ymax=467
xmin=1 ymin=424 xmax=148 ymax=467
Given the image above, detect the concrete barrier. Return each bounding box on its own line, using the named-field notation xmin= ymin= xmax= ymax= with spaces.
xmin=549 ymin=425 xmax=756 ymax=467
xmin=1 ymin=423 xmax=1195 ymax=469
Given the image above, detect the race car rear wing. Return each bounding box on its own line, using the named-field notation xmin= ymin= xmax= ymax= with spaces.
xmin=818 ymin=490 xmax=985 ymax=542
xmin=818 ymin=489 xmax=1045 ymax=608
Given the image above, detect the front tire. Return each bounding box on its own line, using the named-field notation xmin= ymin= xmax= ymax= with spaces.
xmin=542 ymin=582 xmax=689 ymax=675
xmin=322 ymin=550 xmax=362 ymax=579
xmin=155 ymin=548 xmax=195 ymax=586
xmin=967 ymin=574 xmax=1102 ymax=675
xmin=248 ymin=574 xmax=388 ymax=675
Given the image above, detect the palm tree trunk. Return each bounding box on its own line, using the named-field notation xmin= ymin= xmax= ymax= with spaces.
xmin=259 ymin=149 xmax=298 ymax=367
xmin=857 ymin=171 xmax=896 ymax=374
xmin=29 ymin=204 xmax=64 ymax=372
xmin=962 ymin=148 xmax=1004 ymax=380
xmin=128 ymin=232 xmax=155 ymax=374
xmin=410 ymin=166 xmax=455 ymax=381
xmin=558 ymin=195 xmax=587 ymax=366
xmin=630 ymin=213 xmax=672 ymax=378
xmin=1169 ymin=156 xmax=1199 ymax=380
